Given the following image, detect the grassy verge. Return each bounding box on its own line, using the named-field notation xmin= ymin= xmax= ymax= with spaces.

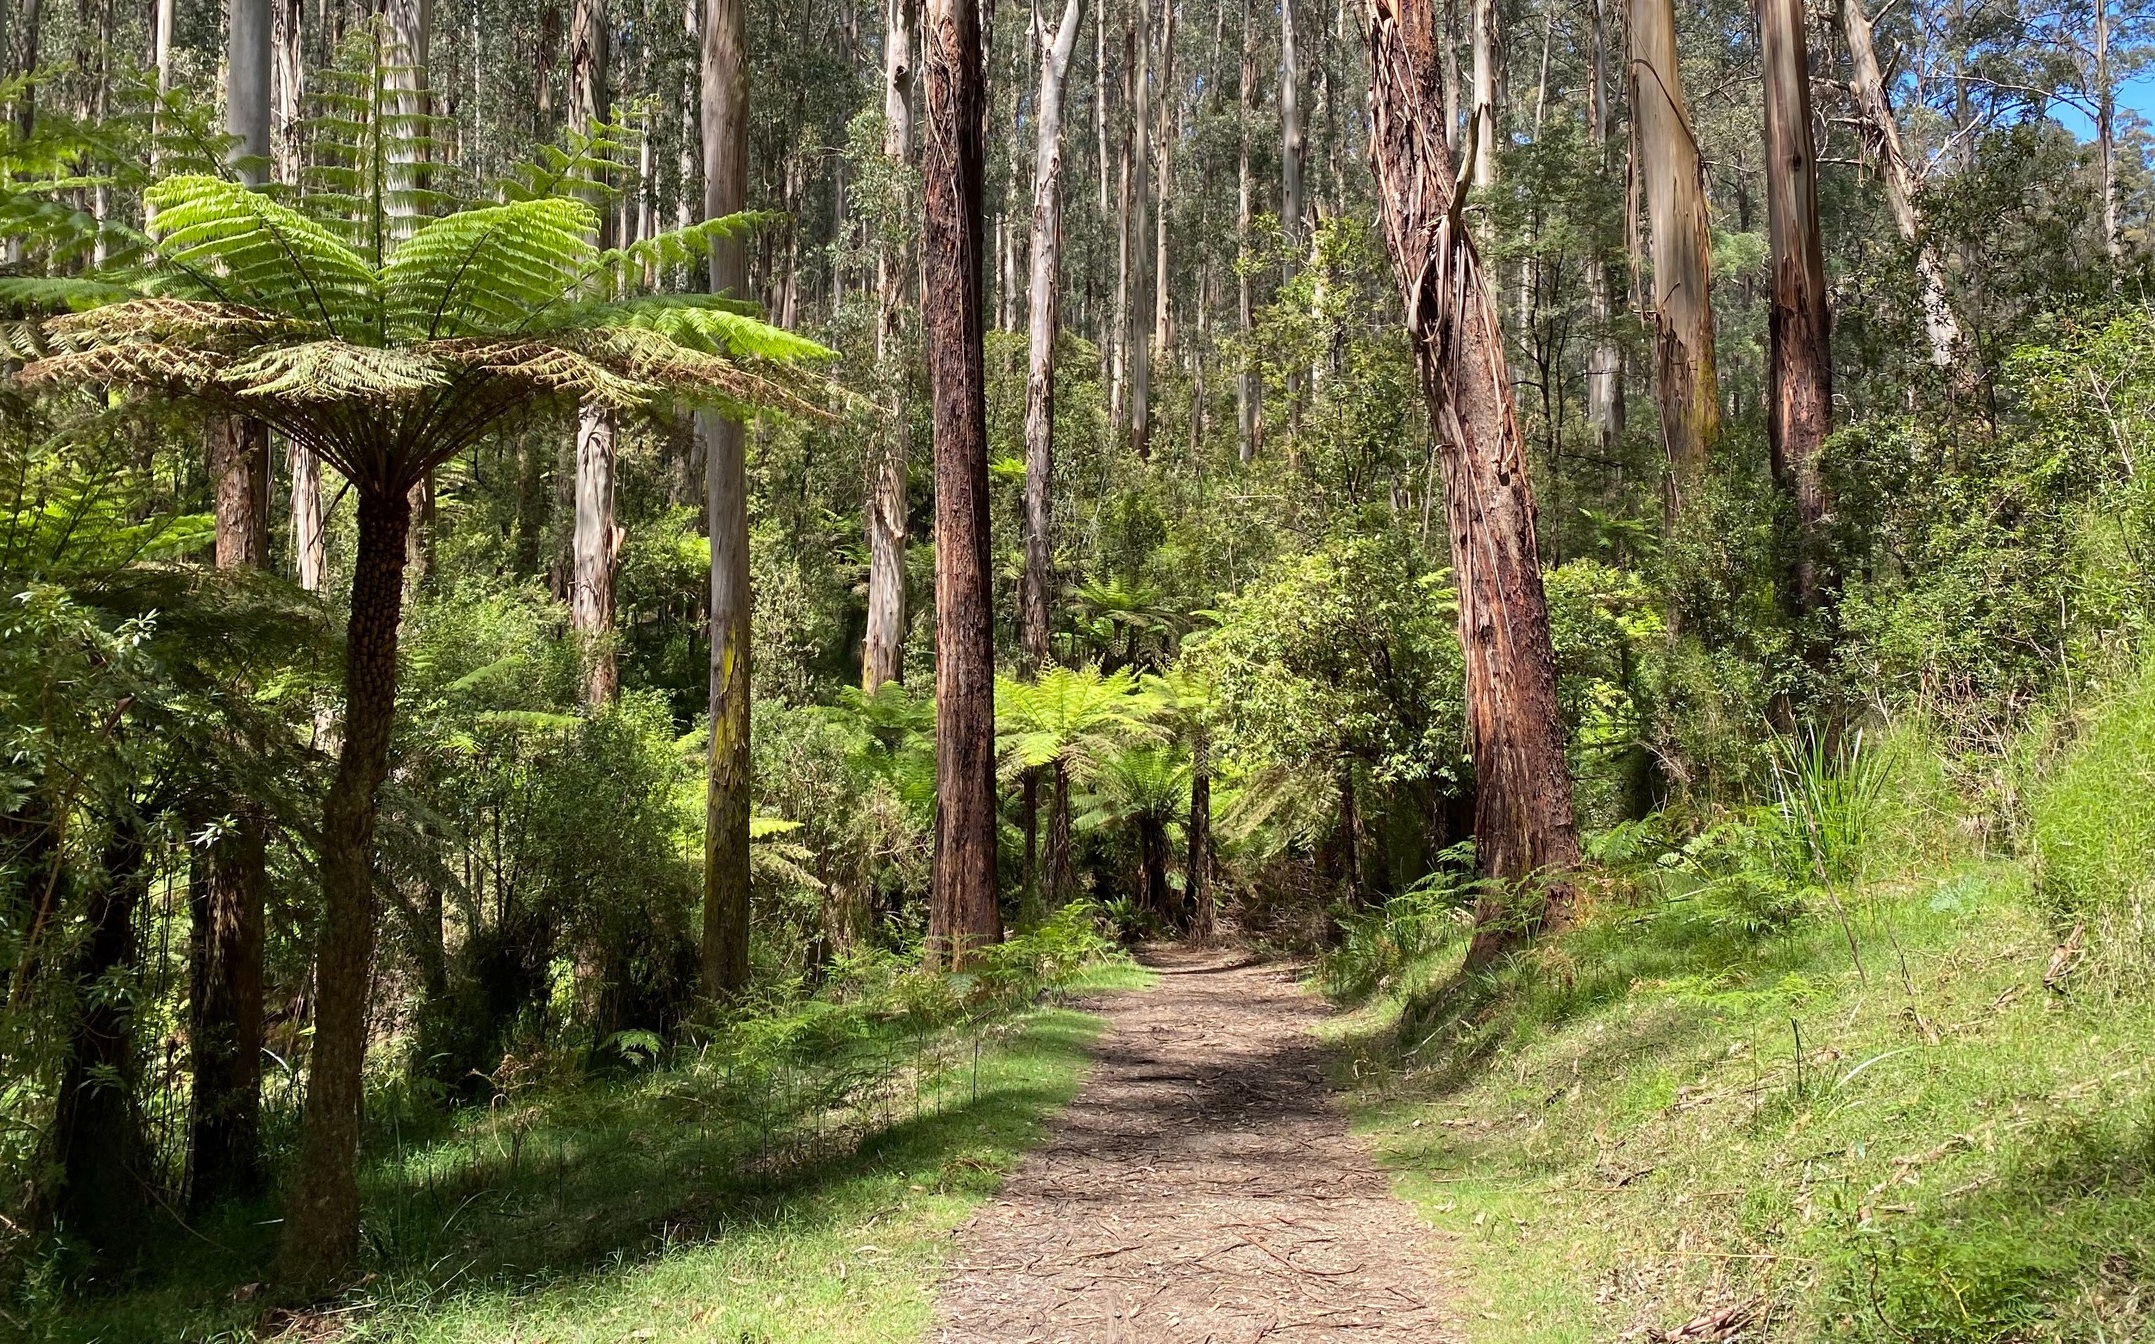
xmin=1325 ymin=852 xmax=2155 ymax=1342
xmin=40 ymin=961 xmax=1150 ymax=1344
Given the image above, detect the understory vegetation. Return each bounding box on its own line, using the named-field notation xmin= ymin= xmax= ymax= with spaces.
xmin=6 ymin=0 xmax=2155 ymax=1329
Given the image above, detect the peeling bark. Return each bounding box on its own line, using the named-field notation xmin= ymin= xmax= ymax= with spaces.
xmin=1360 ymin=0 xmax=1581 ymax=963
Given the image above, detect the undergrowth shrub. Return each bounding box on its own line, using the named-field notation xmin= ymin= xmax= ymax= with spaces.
xmin=2030 ymin=664 xmax=2155 ymax=990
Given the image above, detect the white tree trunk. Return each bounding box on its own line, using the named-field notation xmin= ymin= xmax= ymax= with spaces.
xmin=864 ymin=0 xmax=919 ymax=691
xmin=1841 ymin=0 xmax=1962 ymax=368
xmin=1022 ymin=0 xmax=1085 ymax=669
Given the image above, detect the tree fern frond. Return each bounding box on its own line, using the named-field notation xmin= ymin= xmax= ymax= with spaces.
xmin=145 ymin=175 xmax=378 ymax=334
xmin=383 ymin=199 xmax=599 ymax=339
xmin=587 ymin=212 xmax=784 ymax=297
xmin=0 ymin=275 xmax=142 ymax=311
xmin=424 ymin=337 xmax=656 ymax=409
xmin=223 ymin=340 xmax=448 ymax=401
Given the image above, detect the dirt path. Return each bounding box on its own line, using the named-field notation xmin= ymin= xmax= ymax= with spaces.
xmin=932 ymin=947 xmax=1460 ymax=1343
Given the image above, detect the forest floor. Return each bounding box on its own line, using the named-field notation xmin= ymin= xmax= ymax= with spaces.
xmin=932 ymin=946 xmax=1462 ymax=1343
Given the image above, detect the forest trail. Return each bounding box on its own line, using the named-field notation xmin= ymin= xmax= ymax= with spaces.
xmin=932 ymin=947 xmax=1460 ymax=1343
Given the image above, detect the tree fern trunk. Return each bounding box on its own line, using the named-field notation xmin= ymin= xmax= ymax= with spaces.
xmin=279 ymin=486 xmax=411 ymax=1290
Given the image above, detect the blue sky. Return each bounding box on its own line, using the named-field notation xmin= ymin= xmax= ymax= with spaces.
xmin=2050 ymin=73 xmax=2155 ymax=138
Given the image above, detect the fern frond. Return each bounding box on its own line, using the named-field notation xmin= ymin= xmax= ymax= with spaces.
xmin=0 ymin=275 xmax=142 ymax=311
xmin=423 ymin=337 xmax=655 ymax=409
xmin=223 ymin=341 xmax=449 ymax=401
xmin=587 ymin=212 xmax=782 ymax=296
xmin=382 ymin=198 xmax=599 ymax=339
xmin=145 ymin=174 xmax=378 ymax=333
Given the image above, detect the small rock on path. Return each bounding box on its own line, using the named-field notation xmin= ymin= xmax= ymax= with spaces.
xmin=933 ymin=946 xmax=1461 ymax=1343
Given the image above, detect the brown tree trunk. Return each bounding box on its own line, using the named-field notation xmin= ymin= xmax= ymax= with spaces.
xmin=1360 ymin=0 xmax=1582 ymax=964
xmin=192 ymin=403 xmax=271 ymax=1213
xmin=1022 ymin=0 xmax=1084 ymax=673
xmin=1760 ymin=0 xmax=1832 ymax=613
xmin=923 ymin=0 xmax=1002 ymax=968
xmin=1047 ymin=760 xmax=1074 ymax=904
xmin=1236 ymin=0 xmax=1257 ymax=462
xmin=1629 ymin=0 xmax=1718 ymax=498
xmin=700 ymin=0 xmax=753 ymax=999
xmin=51 ymin=821 xmax=153 ymax=1262
xmin=188 ymin=803 xmax=266 ymax=1210
xmin=278 ymin=486 xmax=411 ymax=1290
xmin=1841 ymin=0 xmax=1961 ymax=368
xmin=1187 ymin=724 xmax=1212 ymax=938
xmin=864 ymin=0 xmax=919 ymax=693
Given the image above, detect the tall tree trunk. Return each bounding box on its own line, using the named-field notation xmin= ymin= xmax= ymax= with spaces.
xmin=51 ymin=820 xmax=152 ymax=1262
xmin=229 ymin=0 xmax=271 ymax=180
xmin=1467 ymin=0 xmax=1495 ymax=187
xmin=1760 ymin=0 xmax=1832 ymax=613
xmin=272 ymin=0 xmax=303 ymax=180
xmin=278 ymin=486 xmax=411 ymax=1289
xmin=1584 ymin=0 xmax=1622 ymax=456
xmin=1152 ymin=0 xmax=1173 ymax=353
xmin=1361 ymin=0 xmax=1581 ymax=964
xmin=146 ymin=0 xmax=173 ymax=226
xmin=1095 ymin=0 xmax=1110 ymax=213
xmin=2096 ymin=0 xmax=2121 ymax=262
xmin=1128 ymin=0 xmax=1153 ymax=458
xmin=1022 ymin=0 xmax=1084 ymax=672
xmin=1235 ymin=0 xmax=1257 ymax=462
xmin=923 ymin=0 xmax=1002 ymax=968
xmin=864 ymin=0 xmax=918 ymax=692
xmin=1047 ymin=759 xmax=1074 ymax=903
xmin=189 ymin=415 xmax=271 ymax=1212
xmin=1841 ymin=0 xmax=1961 ymax=368
xmin=384 ymin=0 xmax=431 ymax=239
xmin=1629 ymin=0 xmax=1718 ymax=496
xmin=1110 ymin=22 xmax=1132 ymax=436
xmin=699 ymin=0 xmax=753 ymax=998
xmin=570 ymin=0 xmax=621 ymax=706
xmin=1281 ymin=0 xmax=1304 ymax=241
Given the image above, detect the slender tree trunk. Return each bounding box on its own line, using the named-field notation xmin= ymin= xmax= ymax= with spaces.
xmin=278 ymin=487 xmax=411 ymax=1289
xmin=1468 ymin=0 xmax=1495 ymax=187
xmin=864 ymin=0 xmax=918 ymax=692
xmin=384 ymin=0 xmax=431 ymax=238
xmin=572 ymin=405 xmax=623 ymax=702
xmin=1096 ymin=0 xmax=1110 ymax=213
xmin=699 ymin=0 xmax=753 ymax=999
xmin=1841 ymin=0 xmax=1961 ymax=368
xmin=2096 ymin=0 xmax=2121 ymax=262
xmin=1760 ymin=0 xmax=1832 ymax=613
xmin=1235 ymin=0 xmax=1257 ymax=461
xmin=923 ymin=0 xmax=1002 ymax=967
xmin=1187 ymin=723 xmax=1212 ymax=938
xmin=569 ymin=0 xmax=621 ymax=706
xmin=1110 ymin=25 xmax=1132 ymax=435
xmin=271 ymin=0 xmax=303 ymax=181
xmin=1361 ymin=0 xmax=1581 ymax=964
xmin=146 ymin=0 xmax=174 ymax=227
xmin=51 ymin=821 xmax=152 ymax=1261
xmin=1023 ymin=0 xmax=1084 ymax=672
xmin=1152 ymin=0 xmax=1174 ymax=353
xmin=189 ymin=415 xmax=271 ymax=1212
xmin=1128 ymin=0 xmax=1153 ymax=458
xmin=1281 ymin=0 xmax=1304 ymax=240
xmin=229 ymin=0 xmax=271 ymax=181
xmin=1629 ymin=0 xmax=1718 ymax=497
xmin=1585 ymin=0 xmax=1622 ymax=456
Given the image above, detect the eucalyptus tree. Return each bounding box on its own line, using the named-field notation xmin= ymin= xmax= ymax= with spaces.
xmin=922 ymin=0 xmax=1000 ymax=967
xmin=6 ymin=115 xmax=824 ymax=1287
xmin=1360 ymin=0 xmax=1581 ymax=962
xmin=1760 ymin=0 xmax=1832 ymax=613
xmin=1630 ymin=0 xmax=1718 ymax=499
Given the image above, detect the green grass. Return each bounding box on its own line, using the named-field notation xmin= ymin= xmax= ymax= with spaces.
xmin=38 ymin=961 xmax=1151 ymax=1344
xmin=1325 ymin=856 xmax=2155 ymax=1343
